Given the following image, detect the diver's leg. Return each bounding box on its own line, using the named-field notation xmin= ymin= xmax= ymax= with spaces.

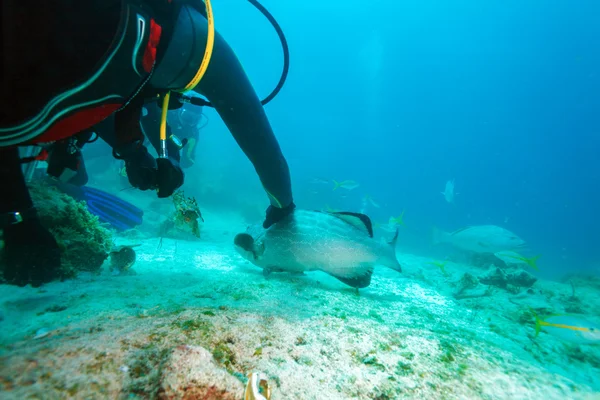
xmin=0 ymin=148 xmax=34 ymax=214
xmin=150 ymin=5 xmax=293 ymax=208
xmin=0 ymin=148 xmax=61 ymax=286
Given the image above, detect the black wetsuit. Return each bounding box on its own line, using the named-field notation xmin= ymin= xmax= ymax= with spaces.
xmin=0 ymin=0 xmax=294 ymax=286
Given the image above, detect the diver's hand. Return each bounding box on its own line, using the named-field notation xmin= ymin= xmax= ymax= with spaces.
xmin=2 ymin=215 xmax=62 ymax=287
xmin=156 ymin=157 xmax=184 ymax=198
xmin=263 ymin=202 xmax=296 ymax=229
xmin=118 ymin=144 xmax=158 ymax=191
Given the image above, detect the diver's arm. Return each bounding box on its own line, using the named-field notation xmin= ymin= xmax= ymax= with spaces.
xmin=194 ymin=28 xmax=293 ymax=208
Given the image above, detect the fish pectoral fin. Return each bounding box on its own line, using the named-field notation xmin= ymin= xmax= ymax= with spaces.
xmin=328 ymin=271 xmax=373 ymax=289
xmin=324 ymin=264 xmax=374 ymax=289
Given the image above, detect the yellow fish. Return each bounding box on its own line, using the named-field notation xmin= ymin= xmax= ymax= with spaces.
xmin=495 ymin=251 xmax=540 ymax=270
xmin=389 ymin=210 xmax=405 ymax=226
xmin=535 ymin=314 xmax=600 ymax=344
xmin=332 ymin=180 xmax=360 ymax=191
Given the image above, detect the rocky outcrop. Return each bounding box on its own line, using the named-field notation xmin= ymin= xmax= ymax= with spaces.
xmin=478 ymin=266 xmax=537 ymax=290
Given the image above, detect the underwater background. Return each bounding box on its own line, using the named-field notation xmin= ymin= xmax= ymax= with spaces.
xmin=2 ymin=0 xmax=600 ymax=398
xmin=119 ymin=0 xmax=598 ymax=280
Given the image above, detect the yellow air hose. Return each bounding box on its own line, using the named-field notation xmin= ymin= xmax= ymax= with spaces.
xmin=160 ymin=0 xmax=215 ymax=158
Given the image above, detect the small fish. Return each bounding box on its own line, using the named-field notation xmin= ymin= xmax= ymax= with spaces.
xmin=234 ymin=209 xmax=401 ymax=289
xmin=332 ymin=180 xmax=360 ymax=191
xmin=535 ymin=314 xmax=600 ymax=345
xmin=429 ymin=260 xmax=449 ymax=276
xmin=310 ymin=177 xmax=330 ymax=185
xmin=441 ymin=179 xmax=457 ymax=204
xmin=432 ymin=225 xmax=525 ymax=254
xmin=389 ymin=210 xmax=405 ymax=226
xmin=494 ymin=251 xmax=540 ymax=270
xmin=110 ymin=245 xmax=139 ymax=272
xmin=362 ymin=194 xmax=381 ymax=209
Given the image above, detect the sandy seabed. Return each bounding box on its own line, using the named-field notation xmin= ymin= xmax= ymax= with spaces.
xmin=1 ymin=212 xmax=599 ymax=400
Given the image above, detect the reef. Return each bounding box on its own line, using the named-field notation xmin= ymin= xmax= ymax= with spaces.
xmin=0 ymin=181 xmax=113 ymax=280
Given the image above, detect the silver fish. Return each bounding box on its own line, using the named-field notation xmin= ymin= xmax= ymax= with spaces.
xmin=441 ymin=179 xmax=456 ymax=204
xmin=234 ymin=210 xmax=401 ymax=288
xmin=333 ymin=180 xmax=360 ymax=191
xmin=433 ymin=225 xmax=525 ymax=253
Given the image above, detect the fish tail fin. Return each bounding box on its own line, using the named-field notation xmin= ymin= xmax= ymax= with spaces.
xmin=333 ymin=180 xmax=340 ymax=190
xmin=388 ymin=228 xmax=399 ymax=247
xmin=535 ymin=316 xmax=543 ymax=337
xmin=382 ymin=228 xmax=402 ymax=273
xmin=389 ymin=210 xmax=405 ymax=226
xmin=526 ymin=255 xmax=541 ymax=270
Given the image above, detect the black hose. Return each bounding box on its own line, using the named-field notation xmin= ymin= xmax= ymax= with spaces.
xmin=247 ymin=0 xmax=289 ymax=106
xmin=177 ymin=0 xmax=289 ymax=108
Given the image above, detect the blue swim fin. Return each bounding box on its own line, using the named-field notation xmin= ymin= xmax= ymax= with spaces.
xmin=51 ymin=181 xmax=143 ymax=231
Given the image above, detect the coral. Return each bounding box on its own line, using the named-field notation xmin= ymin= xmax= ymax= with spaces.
xmin=0 ymin=181 xmax=112 ymax=279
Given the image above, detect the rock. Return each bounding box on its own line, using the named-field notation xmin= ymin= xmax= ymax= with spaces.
xmin=478 ymin=266 xmax=508 ymax=288
xmin=159 ymin=345 xmax=244 ymax=400
xmin=508 ymin=270 xmax=537 ymax=288
xmin=456 ymin=273 xmax=479 ymax=293
xmin=454 ymin=286 xmax=490 ymax=300
xmin=479 ymin=267 xmax=537 ymax=290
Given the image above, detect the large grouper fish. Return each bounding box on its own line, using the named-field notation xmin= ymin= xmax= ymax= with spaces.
xmin=233 ymin=209 xmax=402 ymax=289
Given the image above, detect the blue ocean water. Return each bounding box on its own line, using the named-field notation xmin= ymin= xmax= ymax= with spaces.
xmin=200 ymin=0 xmax=599 ymax=279
xmin=2 ymin=1 xmax=600 ymax=398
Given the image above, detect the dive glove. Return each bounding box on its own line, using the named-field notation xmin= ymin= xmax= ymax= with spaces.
xmin=263 ymin=201 xmax=296 ymax=229
xmin=116 ymin=142 xmax=183 ymax=197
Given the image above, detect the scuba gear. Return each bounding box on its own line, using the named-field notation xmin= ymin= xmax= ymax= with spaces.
xmin=0 ymin=1 xmax=163 ymax=147
xmin=170 ymin=0 xmax=290 ymax=109
xmin=51 ymin=180 xmax=144 ymax=232
xmin=169 ymin=134 xmax=185 ymax=149
xmin=46 ymin=137 xmax=90 ymax=186
xmin=177 ymin=106 xmax=205 ymax=127
xmin=155 ymin=0 xmax=288 ymax=162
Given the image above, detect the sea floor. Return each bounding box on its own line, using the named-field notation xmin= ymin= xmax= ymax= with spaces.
xmin=1 ymin=211 xmax=599 ymax=399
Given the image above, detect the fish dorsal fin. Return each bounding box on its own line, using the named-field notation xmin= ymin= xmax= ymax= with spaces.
xmin=331 ymin=212 xmax=374 ymax=238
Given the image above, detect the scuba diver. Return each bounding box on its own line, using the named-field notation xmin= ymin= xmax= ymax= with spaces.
xmin=0 ymin=0 xmax=295 ymax=287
